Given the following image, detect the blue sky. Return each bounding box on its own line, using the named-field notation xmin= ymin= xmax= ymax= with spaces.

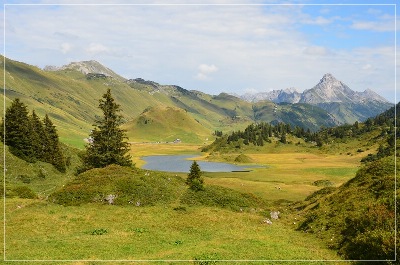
xmin=2 ymin=0 xmax=398 ymax=102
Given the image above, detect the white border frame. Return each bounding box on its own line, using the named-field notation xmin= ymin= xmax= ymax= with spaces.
xmin=2 ymin=2 xmax=397 ymax=263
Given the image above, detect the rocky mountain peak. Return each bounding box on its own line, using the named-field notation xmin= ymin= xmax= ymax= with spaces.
xmin=320 ymin=73 xmax=336 ymax=83
xmin=45 ymin=60 xmax=126 ymax=81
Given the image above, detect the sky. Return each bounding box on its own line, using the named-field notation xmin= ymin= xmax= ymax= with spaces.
xmin=2 ymin=0 xmax=398 ymax=102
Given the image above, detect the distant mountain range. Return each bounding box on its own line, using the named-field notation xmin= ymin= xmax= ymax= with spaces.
xmin=1 ymin=57 xmax=394 ymax=146
xmin=240 ymin=73 xmax=392 ymax=124
xmin=241 ymin=73 xmax=388 ymax=105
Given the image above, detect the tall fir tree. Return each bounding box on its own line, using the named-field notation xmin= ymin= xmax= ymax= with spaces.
xmin=79 ymin=89 xmax=132 ymax=172
xmin=29 ymin=110 xmax=45 ymax=160
xmin=186 ymin=161 xmax=204 ymax=191
xmin=43 ymin=114 xmax=66 ymax=172
xmin=1 ymin=98 xmax=34 ymax=161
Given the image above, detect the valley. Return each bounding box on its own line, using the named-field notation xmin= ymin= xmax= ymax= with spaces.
xmin=1 ymin=56 xmax=397 ymax=263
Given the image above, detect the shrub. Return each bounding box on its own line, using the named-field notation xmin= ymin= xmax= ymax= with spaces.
xmin=186 ymin=161 xmax=204 ymax=191
xmin=181 ymin=185 xmax=263 ymax=211
xmin=12 ymin=186 xmax=37 ymax=199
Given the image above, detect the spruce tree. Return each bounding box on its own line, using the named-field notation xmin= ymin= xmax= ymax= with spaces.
xmin=1 ymin=98 xmax=34 ymax=161
xmin=79 ymin=89 xmax=131 ymax=172
xmin=29 ymin=110 xmax=45 ymax=160
xmin=186 ymin=161 xmax=204 ymax=191
xmin=43 ymin=114 xmax=66 ymax=172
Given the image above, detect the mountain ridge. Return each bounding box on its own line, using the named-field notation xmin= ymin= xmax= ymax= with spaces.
xmin=2 ymin=57 xmax=393 ymax=147
xmin=241 ymin=73 xmax=389 ymax=104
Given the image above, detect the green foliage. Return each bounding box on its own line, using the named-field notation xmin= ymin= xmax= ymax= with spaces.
xmin=296 ymin=156 xmax=397 ymax=262
xmin=193 ymin=253 xmax=221 ymax=265
xmin=42 ymin=114 xmax=66 ymax=172
xmin=1 ymin=98 xmax=66 ymax=171
xmin=181 ymin=185 xmax=264 ymax=212
xmin=1 ymin=98 xmax=35 ymax=161
xmin=234 ymin=153 xmax=253 ymax=163
xmin=186 ymin=161 xmax=204 ymax=191
xmin=79 ymin=89 xmax=132 ymax=172
xmin=11 ymin=186 xmax=37 ymax=199
xmin=89 ymin=228 xmax=108 ymax=235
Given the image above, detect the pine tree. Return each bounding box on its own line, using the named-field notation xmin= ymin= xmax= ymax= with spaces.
xmin=186 ymin=161 xmax=204 ymax=191
xmin=1 ymin=98 xmax=34 ymax=161
xmin=43 ymin=114 xmax=66 ymax=172
xmin=280 ymin=133 xmax=287 ymax=144
xmin=79 ymin=89 xmax=132 ymax=172
xmin=29 ymin=110 xmax=45 ymax=160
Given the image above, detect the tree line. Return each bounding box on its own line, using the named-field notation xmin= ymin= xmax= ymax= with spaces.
xmin=205 ymin=102 xmax=399 ymax=152
xmin=1 ymin=99 xmax=66 ymax=172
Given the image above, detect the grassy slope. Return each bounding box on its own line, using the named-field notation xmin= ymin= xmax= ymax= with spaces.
xmin=4 ymin=198 xmax=344 ymax=262
xmin=294 ymin=156 xmax=397 ymax=261
xmin=122 ymin=106 xmax=212 ymax=144
xmin=253 ymin=102 xmax=338 ymax=131
xmin=4 ymin=164 xmax=344 ymax=262
xmin=1 ymin=58 xmax=255 ymax=148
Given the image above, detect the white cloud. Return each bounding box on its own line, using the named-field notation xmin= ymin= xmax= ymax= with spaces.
xmin=361 ymin=64 xmax=372 ymax=70
xmin=86 ymin=43 xmax=109 ymax=54
xmin=198 ymin=64 xmax=218 ymax=74
xmin=303 ymin=46 xmax=331 ymax=56
xmin=195 ymin=64 xmax=218 ymax=80
xmin=351 ymin=21 xmax=394 ymax=32
xmin=3 ymin=3 xmax=396 ymax=102
xmin=60 ymin=43 xmax=72 ymax=54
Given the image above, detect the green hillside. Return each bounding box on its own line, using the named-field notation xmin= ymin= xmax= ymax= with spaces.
xmin=253 ymin=101 xmax=339 ymax=131
xmin=293 ymin=104 xmax=399 ymax=262
xmin=122 ymin=106 xmax=212 ymax=144
xmin=1 ymin=58 xmax=254 ymax=147
xmin=1 ymin=57 xmax=392 ymax=149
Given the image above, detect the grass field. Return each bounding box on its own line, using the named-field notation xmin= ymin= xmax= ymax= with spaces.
xmin=130 ymin=143 xmax=360 ymax=203
xmin=2 ymin=142 xmax=360 ymax=263
xmin=3 ymin=198 xmax=345 ymax=263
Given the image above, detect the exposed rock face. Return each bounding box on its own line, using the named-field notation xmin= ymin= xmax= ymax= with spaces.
xmin=241 ymin=73 xmax=392 ymax=124
xmin=241 ymin=73 xmax=389 ymax=105
xmin=44 ymin=60 xmax=126 ymax=81
xmin=299 ymin=73 xmax=388 ymax=104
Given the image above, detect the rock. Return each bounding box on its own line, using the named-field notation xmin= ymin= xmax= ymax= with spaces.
xmin=270 ymin=211 xmax=280 ymax=220
xmin=263 ymin=218 xmax=272 ymax=225
xmin=105 ymin=194 xmax=116 ymax=204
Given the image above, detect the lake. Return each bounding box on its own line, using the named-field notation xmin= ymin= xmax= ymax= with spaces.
xmin=141 ymin=155 xmax=259 ymax=173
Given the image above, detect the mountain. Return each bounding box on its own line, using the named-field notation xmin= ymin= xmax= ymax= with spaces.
xmin=45 ymin=60 xmax=126 ymax=81
xmin=299 ymin=73 xmax=387 ymax=104
xmin=241 ymin=73 xmax=393 ymax=124
xmin=1 ymin=57 xmax=256 ymax=147
xmin=242 ymin=87 xmax=301 ymax=103
xmin=1 ymin=57 xmax=393 ymax=147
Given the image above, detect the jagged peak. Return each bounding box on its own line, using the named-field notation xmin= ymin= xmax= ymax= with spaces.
xmin=319 ymin=73 xmax=338 ymax=83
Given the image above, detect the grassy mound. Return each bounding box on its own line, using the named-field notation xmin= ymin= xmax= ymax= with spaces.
xmin=295 ymin=156 xmax=397 ymax=261
xmin=49 ymin=165 xmax=184 ymax=206
xmin=123 ymin=106 xmax=212 ymax=144
xmin=234 ymin=153 xmax=254 ymax=163
xmin=50 ymin=164 xmax=266 ymax=212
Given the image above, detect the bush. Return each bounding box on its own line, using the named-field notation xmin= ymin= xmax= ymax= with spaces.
xmin=181 ymin=185 xmax=263 ymax=211
xmin=12 ymin=186 xmax=37 ymax=199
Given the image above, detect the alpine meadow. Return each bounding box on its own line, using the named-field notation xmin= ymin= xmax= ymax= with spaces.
xmin=1 ymin=3 xmax=398 ymax=264
xmin=1 ymin=55 xmax=397 ymax=264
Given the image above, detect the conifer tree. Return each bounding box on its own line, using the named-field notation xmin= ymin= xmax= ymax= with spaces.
xmin=186 ymin=161 xmax=204 ymax=191
xmin=43 ymin=114 xmax=66 ymax=172
xmin=29 ymin=110 xmax=45 ymax=160
xmin=79 ymin=89 xmax=132 ymax=172
xmin=1 ymin=98 xmax=34 ymax=161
